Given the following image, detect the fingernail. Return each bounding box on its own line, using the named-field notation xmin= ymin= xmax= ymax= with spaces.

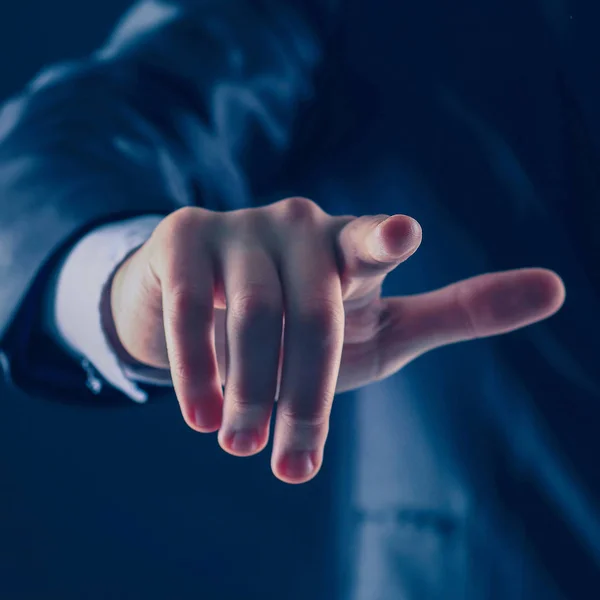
xmin=193 ymin=407 xmax=221 ymax=432
xmin=280 ymin=451 xmax=316 ymax=481
xmin=373 ymin=216 xmax=421 ymax=259
xmin=230 ymin=430 xmax=259 ymax=454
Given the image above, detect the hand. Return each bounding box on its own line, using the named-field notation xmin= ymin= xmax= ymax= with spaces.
xmin=109 ymin=198 xmax=565 ymax=483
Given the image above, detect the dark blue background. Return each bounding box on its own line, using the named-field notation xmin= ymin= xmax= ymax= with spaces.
xmin=0 ymin=1 xmax=126 ymax=101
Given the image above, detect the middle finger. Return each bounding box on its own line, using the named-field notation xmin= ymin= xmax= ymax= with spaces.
xmin=217 ymin=241 xmax=284 ymax=457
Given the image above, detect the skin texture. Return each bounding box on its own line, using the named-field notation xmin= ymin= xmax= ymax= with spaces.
xmin=109 ymin=198 xmax=566 ymax=484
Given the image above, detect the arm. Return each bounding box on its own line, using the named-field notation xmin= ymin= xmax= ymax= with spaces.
xmin=0 ymin=0 xmax=329 ymax=401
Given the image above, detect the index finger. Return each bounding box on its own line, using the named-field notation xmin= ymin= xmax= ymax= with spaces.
xmin=270 ymin=231 xmax=345 ymax=484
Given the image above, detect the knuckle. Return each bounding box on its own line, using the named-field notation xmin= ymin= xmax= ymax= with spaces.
xmin=277 ymin=407 xmax=329 ymax=432
xmin=167 ymin=285 xmax=212 ymax=318
xmin=158 ymin=206 xmax=212 ymax=243
xmin=171 ymin=357 xmax=217 ymax=395
xmin=453 ymin=284 xmax=479 ymax=340
xmin=227 ymin=388 xmax=254 ymax=410
xmin=228 ymin=393 xmax=267 ymax=419
xmin=277 ymin=196 xmax=321 ymax=224
xmin=171 ymin=359 xmax=199 ymax=389
xmin=162 ymin=206 xmax=198 ymax=236
xmin=296 ymin=299 xmax=344 ymax=336
xmin=228 ymin=288 xmax=282 ymax=326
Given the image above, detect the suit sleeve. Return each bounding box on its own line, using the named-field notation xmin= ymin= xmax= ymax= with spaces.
xmin=0 ymin=0 xmax=329 ymax=403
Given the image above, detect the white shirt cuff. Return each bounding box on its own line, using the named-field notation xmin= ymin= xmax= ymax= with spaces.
xmin=44 ymin=214 xmax=172 ymax=403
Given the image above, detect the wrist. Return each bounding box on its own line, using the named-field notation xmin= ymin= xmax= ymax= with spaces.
xmin=102 ymin=246 xmax=145 ymax=367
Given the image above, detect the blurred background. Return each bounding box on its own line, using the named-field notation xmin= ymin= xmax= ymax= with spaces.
xmin=0 ymin=1 xmax=127 ymax=101
xmin=2 ymin=2 xmax=599 ymax=599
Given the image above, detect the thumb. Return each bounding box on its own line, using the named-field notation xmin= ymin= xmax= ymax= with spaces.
xmin=336 ymin=213 xmax=422 ymax=280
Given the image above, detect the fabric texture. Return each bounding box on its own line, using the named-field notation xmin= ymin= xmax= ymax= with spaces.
xmin=44 ymin=214 xmax=170 ymax=403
